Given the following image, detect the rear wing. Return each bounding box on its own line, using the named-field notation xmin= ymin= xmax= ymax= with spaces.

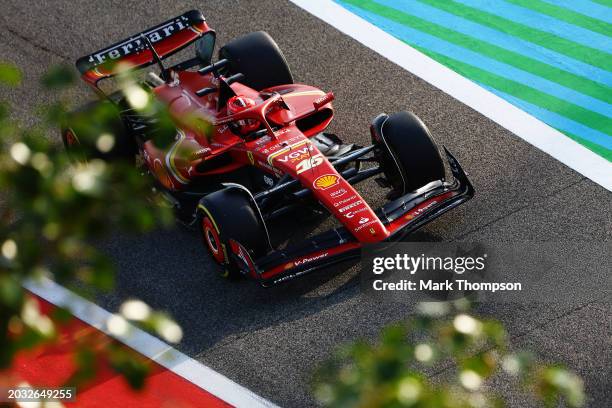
xmin=76 ymin=10 xmax=210 ymax=87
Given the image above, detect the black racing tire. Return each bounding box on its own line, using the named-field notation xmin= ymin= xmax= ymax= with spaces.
xmin=198 ymin=185 xmax=269 ymax=279
xmin=373 ymin=111 xmax=445 ymax=195
xmin=219 ymin=31 xmax=294 ymax=90
xmin=61 ymin=100 xmax=137 ymax=163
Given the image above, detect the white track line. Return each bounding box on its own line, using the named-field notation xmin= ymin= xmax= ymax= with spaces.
xmin=289 ymin=0 xmax=612 ymax=192
xmin=23 ymin=277 xmax=279 ymax=408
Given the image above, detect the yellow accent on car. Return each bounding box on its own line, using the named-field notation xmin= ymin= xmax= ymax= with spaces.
xmin=197 ymin=204 xmax=220 ymax=233
xmin=315 ymin=175 xmax=339 ymax=189
xmin=267 ymin=139 xmax=310 ymax=165
xmin=165 ymin=130 xmax=190 ymax=184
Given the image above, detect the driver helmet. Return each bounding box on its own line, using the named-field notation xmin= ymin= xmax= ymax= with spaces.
xmin=227 ymin=95 xmax=260 ymax=135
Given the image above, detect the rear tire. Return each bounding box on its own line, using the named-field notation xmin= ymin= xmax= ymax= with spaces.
xmin=198 ymin=185 xmax=269 ymax=279
xmin=372 ymin=111 xmax=445 ymax=196
xmin=219 ymin=31 xmax=294 ymax=90
xmin=61 ymin=100 xmax=136 ymax=163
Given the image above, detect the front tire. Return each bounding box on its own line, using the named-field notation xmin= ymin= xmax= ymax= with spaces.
xmin=198 ymin=185 xmax=269 ymax=279
xmin=371 ymin=111 xmax=445 ymax=196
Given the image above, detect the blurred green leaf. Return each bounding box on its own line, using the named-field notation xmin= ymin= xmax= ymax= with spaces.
xmin=0 ymin=102 xmax=9 ymax=122
xmin=51 ymin=306 xmax=73 ymax=323
xmin=41 ymin=65 xmax=75 ymax=89
xmin=109 ymin=347 xmax=150 ymax=390
xmin=0 ymin=62 xmax=175 ymax=392
xmin=314 ymin=303 xmax=585 ymax=408
xmin=66 ymin=347 xmax=97 ymax=386
xmin=0 ymin=276 xmax=23 ymax=308
xmin=0 ymin=62 xmax=22 ymax=86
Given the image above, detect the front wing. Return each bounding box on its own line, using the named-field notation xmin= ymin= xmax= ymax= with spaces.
xmin=231 ymin=148 xmax=474 ymax=286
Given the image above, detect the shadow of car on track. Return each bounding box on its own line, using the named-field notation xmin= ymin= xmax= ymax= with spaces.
xmin=94 ymin=210 xmax=443 ymax=357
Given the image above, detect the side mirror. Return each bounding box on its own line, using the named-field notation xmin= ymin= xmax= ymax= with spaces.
xmin=195 ymin=32 xmax=216 ymax=65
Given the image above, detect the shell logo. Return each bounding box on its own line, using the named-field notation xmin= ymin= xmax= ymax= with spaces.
xmin=314 ymin=174 xmax=339 ymax=190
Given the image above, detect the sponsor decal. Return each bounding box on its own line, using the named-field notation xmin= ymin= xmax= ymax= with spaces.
xmin=296 ymin=154 xmax=324 ymax=174
xmin=313 ymin=92 xmax=334 ymax=109
xmin=254 ymin=136 xmax=271 ymax=146
xmin=354 ymin=219 xmax=378 ymax=232
xmin=295 ymin=252 xmax=328 ymax=266
xmin=272 ymin=128 xmax=292 ymax=138
xmin=237 ymin=246 xmax=249 ymax=267
xmin=256 ymin=160 xmax=283 ymax=176
xmin=263 ymin=175 xmax=274 ymax=186
xmin=267 ymin=139 xmax=310 ymax=165
xmin=190 ymin=147 xmax=211 ymax=160
xmin=283 ymin=252 xmax=329 ymax=270
xmin=247 ymin=151 xmax=255 ymax=165
xmin=338 ymin=200 xmax=364 ymax=213
xmin=344 ymin=207 xmax=368 ymax=219
xmin=405 ymin=200 xmax=438 ymax=220
xmin=334 ymin=195 xmax=357 ymax=207
xmin=277 ymin=145 xmax=314 ymax=163
xmin=314 ymin=174 xmax=340 ymax=190
xmin=358 ymin=217 xmax=370 ymax=225
xmin=261 ymin=135 xmax=304 ymax=154
xmin=87 ymin=15 xmax=192 ymax=65
xmin=330 ymin=188 xmax=347 ymax=198
xmin=253 ymin=137 xmax=272 ymax=152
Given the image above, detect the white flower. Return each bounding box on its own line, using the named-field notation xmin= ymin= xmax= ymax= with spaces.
xmin=96 ymin=133 xmax=115 ymax=153
xmin=1 ymin=239 xmax=17 ymax=260
xmin=120 ymin=299 xmax=151 ymax=321
xmin=460 ymin=370 xmax=482 ymax=390
xmin=414 ymin=343 xmax=433 ymax=362
xmin=10 ymin=142 xmax=31 ymax=164
xmin=107 ymin=314 xmax=129 ymax=337
xmin=453 ymin=314 xmax=481 ymax=335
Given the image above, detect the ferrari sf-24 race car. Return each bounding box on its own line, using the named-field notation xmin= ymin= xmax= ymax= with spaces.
xmin=63 ymin=10 xmax=474 ymax=286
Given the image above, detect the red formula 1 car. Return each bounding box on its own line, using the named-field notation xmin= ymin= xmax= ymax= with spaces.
xmin=63 ymin=10 xmax=473 ymax=286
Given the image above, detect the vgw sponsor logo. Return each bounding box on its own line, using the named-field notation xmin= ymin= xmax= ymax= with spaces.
xmin=277 ymin=146 xmax=314 ymax=163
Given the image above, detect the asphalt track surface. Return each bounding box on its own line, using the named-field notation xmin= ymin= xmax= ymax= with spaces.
xmin=1 ymin=1 xmax=610 ymax=406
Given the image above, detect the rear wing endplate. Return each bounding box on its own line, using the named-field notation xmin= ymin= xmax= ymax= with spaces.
xmin=76 ymin=10 xmax=210 ymax=87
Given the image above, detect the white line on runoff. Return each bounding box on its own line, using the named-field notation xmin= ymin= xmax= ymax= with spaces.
xmin=289 ymin=0 xmax=612 ymax=192
xmin=24 ymin=277 xmax=279 ymax=408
